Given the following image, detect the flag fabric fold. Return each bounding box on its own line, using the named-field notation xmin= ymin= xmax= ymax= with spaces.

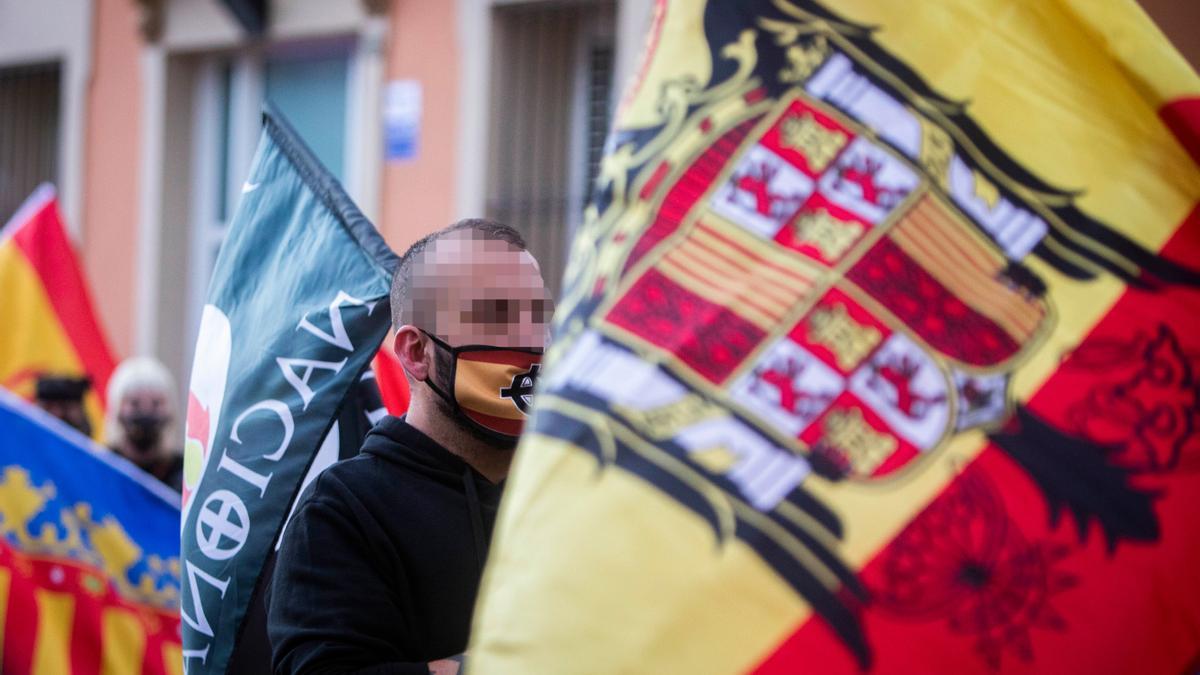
xmin=469 ymin=0 xmax=1200 ymax=672
xmin=1053 ymin=0 xmax=1200 ymax=163
xmin=0 ymin=185 xmax=118 ymax=441
xmin=179 ymin=103 xmax=398 ymax=674
xmin=0 ymin=389 xmax=182 ymax=675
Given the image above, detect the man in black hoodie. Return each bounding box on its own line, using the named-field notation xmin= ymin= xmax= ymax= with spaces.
xmin=268 ymin=219 xmax=551 ymax=675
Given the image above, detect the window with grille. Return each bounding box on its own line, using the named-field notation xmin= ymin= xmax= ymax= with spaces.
xmin=585 ymin=43 xmax=614 ymax=205
xmin=0 ymin=62 xmax=60 ymax=225
xmin=485 ymin=1 xmax=616 ymax=297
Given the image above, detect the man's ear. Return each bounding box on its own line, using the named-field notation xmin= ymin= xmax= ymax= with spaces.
xmin=393 ymin=326 xmax=430 ymax=381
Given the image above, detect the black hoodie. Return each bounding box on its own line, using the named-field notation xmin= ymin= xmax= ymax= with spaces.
xmin=267 ymin=416 xmax=502 ymax=674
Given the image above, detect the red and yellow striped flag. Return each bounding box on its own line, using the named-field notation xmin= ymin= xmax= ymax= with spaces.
xmin=470 ymin=0 xmax=1200 ymax=672
xmin=0 ymin=185 xmax=117 ymax=440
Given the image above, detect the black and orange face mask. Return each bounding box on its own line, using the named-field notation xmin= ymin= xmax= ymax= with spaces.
xmin=420 ymin=330 xmax=543 ymax=444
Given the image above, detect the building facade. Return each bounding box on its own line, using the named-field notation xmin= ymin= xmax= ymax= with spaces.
xmin=0 ymin=0 xmax=654 ymax=387
xmin=0 ymin=0 xmax=1196 ymax=389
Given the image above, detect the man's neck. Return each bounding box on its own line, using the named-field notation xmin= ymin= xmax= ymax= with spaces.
xmin=406 ymin=397 xmax=512 ymax=483
xmin=453 ymin=438 xmax=513 ymax=485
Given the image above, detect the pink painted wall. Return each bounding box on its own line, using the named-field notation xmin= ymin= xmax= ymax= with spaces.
xmin=379 ymin=0 xmax=461 ymax=253
xmin=82 ymin=0 xmax=142 ymax=359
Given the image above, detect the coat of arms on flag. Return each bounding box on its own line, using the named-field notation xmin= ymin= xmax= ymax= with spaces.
xmin=471 ymin=0 xmax=1200 ymax=673
xmin=0 ymin=391 xmax=182 ymax=674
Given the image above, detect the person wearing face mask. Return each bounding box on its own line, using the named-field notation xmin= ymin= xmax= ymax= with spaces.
xmin=105 ymin=357 xmax=184 ymax=492
xmin=268 ymin=219 xmax=552 ymax=675
xmin=34 ymin=374 xmax=94 ymax=438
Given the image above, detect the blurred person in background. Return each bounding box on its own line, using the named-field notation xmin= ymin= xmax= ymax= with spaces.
xmin=34 ymin=374 xmax=93 ymax=437
xmin=106 ymin=356 xmax=184 ymax=492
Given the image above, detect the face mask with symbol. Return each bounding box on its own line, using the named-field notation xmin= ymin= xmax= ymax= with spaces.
xmin=421 ymin=330 xmax=543 ymax=444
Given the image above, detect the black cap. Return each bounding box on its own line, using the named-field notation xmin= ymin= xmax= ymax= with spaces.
xmin=35 ymin=375 xmax=92 ymax=402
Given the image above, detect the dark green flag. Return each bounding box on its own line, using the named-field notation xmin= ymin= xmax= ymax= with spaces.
xmin=179 ymin=103 xmax=398 ymax=674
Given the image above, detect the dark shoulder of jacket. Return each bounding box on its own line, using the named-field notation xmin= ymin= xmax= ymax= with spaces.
xmin=269 ymin=459 xmax=397 ymax=618
xmin=281 ymin=454 xmax=409 ymax=568
xmin=288 ymin=457 xmax=377 ymax=527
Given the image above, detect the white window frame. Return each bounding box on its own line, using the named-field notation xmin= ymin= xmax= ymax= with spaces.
xmin=566 ymin=6 xmax=616 ymax=238
xmin=183 ymin=35 xmax=382 ymax=357
xmin=185 ymin=52 xmax=263 ymax=350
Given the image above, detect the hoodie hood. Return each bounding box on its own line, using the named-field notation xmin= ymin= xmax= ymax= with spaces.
xmin=361 ymin=416 xmax=503 ymax=571
xmin=269 ymin=415 xmax=504 ymax=667
xmin=362 ymin=418 xmax=502 ymax=495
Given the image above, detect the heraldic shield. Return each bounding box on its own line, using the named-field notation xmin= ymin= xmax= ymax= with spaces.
xmin=510 ymin=0 xmax=1200 ymax=668
xmin=603 ymin=85 xmax=1046 ymax=483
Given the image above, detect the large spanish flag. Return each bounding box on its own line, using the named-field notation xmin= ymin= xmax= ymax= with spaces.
xmin=470 ymin=0 xmax=1200 ymax=672
xmin=0 ymin=185 xmax=117 ymax=441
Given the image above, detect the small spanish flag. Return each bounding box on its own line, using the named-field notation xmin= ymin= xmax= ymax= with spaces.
xmin=0 ymin=185 xmax=117 ymax=441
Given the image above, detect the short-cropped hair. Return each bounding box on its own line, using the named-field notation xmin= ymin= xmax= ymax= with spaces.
xmin=390 ymin=218 xmax=527 ymax=330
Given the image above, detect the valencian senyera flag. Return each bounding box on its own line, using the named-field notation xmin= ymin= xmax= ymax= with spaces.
xmin=470 ymin=0 xmax=1200 ymax=673
xmin=179 ymin=103 xmax=398 ymax=674
xmin=0 ymin=389 xmax=182 ymax=674
xmin=0 ymin=185 xmax=118 ymax=441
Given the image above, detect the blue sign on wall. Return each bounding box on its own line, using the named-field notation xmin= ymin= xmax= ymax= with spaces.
xmin=384 ymin=80 xmax=422 ymax=162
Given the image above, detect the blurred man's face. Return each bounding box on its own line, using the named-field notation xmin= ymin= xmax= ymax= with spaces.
xmin=410 ymin=233 xmax=552 ymax=348
xmin=37 ymin=398 xmax=90 ymax=437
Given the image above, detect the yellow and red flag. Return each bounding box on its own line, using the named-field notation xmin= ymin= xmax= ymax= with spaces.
xmin=0 ymin=185 xmax=117 ymax=440
xmin=470 ymin=0 xmax=1200 ymax=672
